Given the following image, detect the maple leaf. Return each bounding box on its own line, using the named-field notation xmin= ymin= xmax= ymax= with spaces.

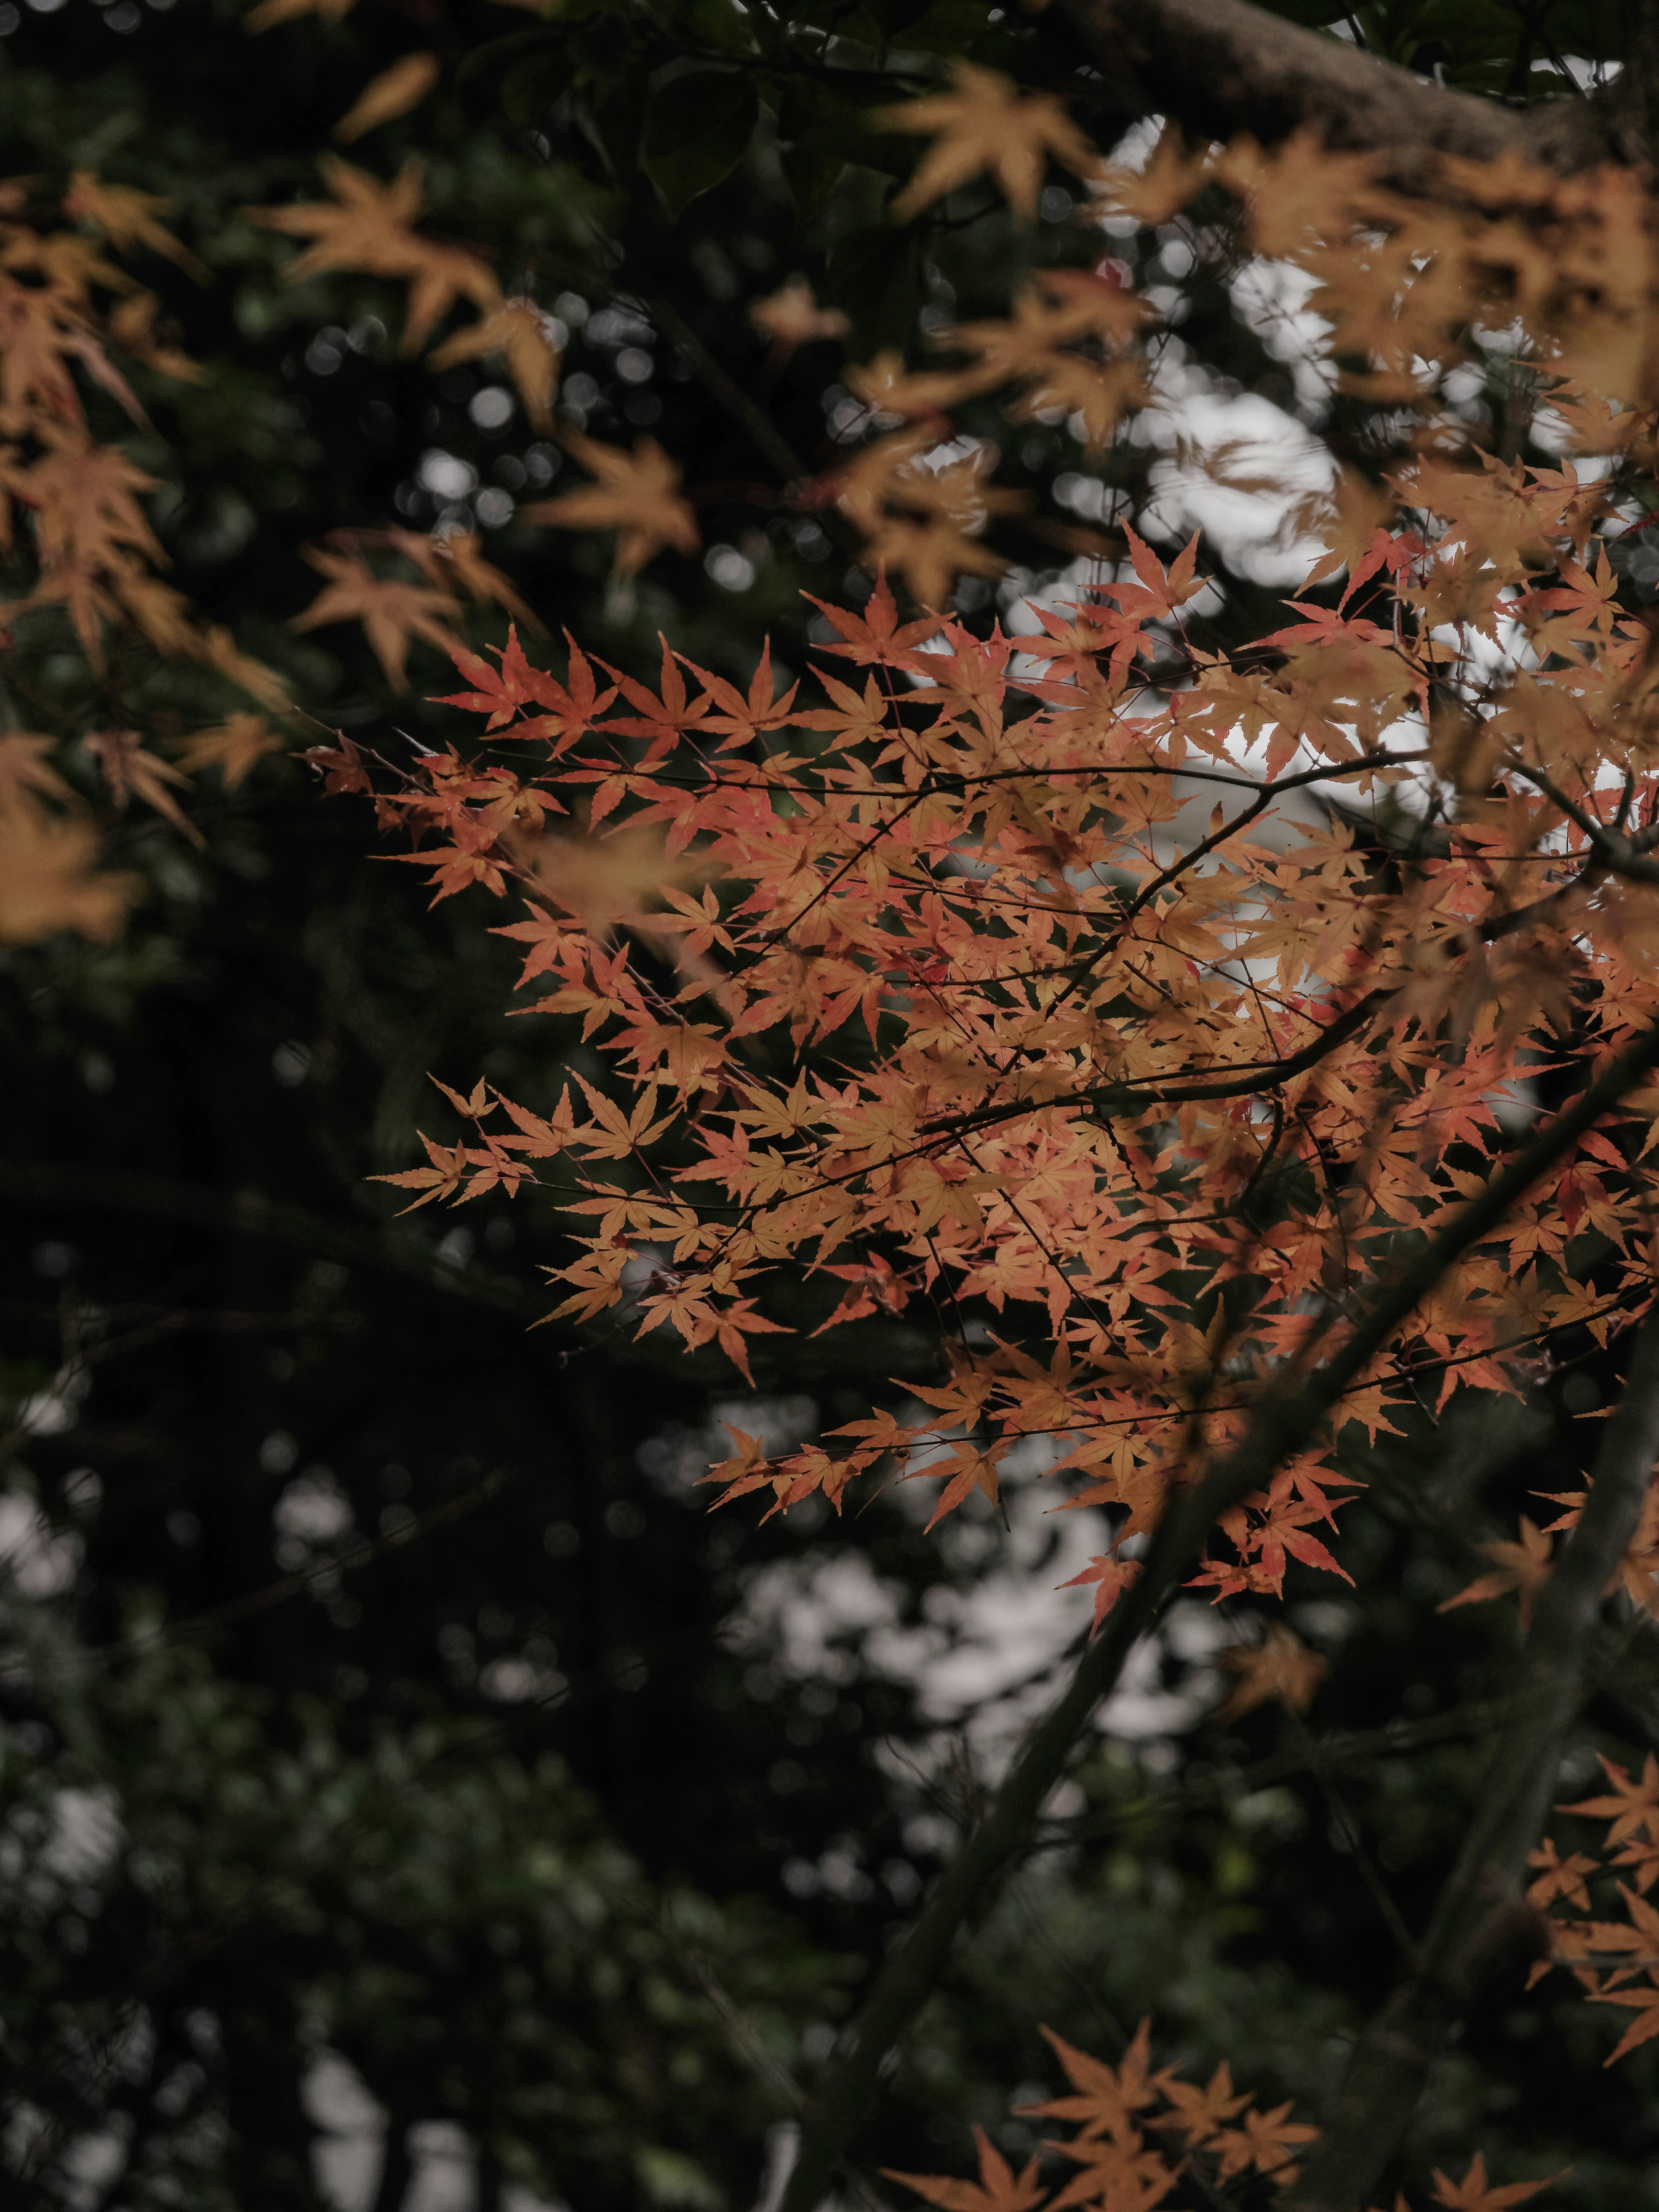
xmin=1527 ymin=1837 xmax=1596 ymax=1913
xmin=0 ymin=274 xmax=108 ymax=434
xmin=1103 ymin=524 xmax=1204 ymax=623
xmin=290 ymin=544 xmax=462 ymax=689
xmin=435 ymin=625 xmax=612 ymax=741
xmin=0 ymin=801 xmax=138 ymax=945
xmin=171 ymin=714 xmax=285 ymax=791
xmin=83 ymin=728 xmax=200 ymax=843
xmin=882 ymin=64 xmax=1100 ymax=222
xmin=1437 ymin=1516 xmax=1553 ymax=1630
xmin=334 ymin=52 xmax=441 ymax=143
xmin=1057 ymin=1553 xmax=1142 ymax=1635
xmin=522 ymin=432 xmax=699 ymax=575
xmin=883 ymin=2128 xmax=1046 ymax=2212
xmin=106 ymin=290 xmax=203 ymax=383
xmin=513 ymin=823 xmax=703 ymax=941
xmin=200 ymin=623 xmax=292 ymax=712
xmin=802 ymin=572 xmax=939 ymax=665
xmin=370 ymin=524 xmax=541 ymax=629
xmin=750 ymin=276 xmax=848 ymax=359
xmin=1594 ymin=1981 xmax=1659 ymax=2066
xmin=1212 ymin=1622 xmax=1327 ymax=1723
xmin=1429 ymin=2154 xmax=1567 ymax=2209
xmin=1094 ymin=122 xmax=1212 ymax=226
xmin=1152 ymin=2060 xmax=1247 ymax=2147
xmin=428 ymin=296 xmax=562 ymax=432
xmin=60 ymin=170 xmax=207 ymax=280
xmin=845 ymin=349 xmax=968 ymax=423
xmin=372 ymin=1129 xmax=474 ymax=1212
xmin=810 ymin=1249 xmax=912 ymax=1335
xmin=248 ymin=157 xmax=499 ymax=351
xmin=0 ymin=731 xmax=73 ymax=812
xmin=8 ymin=434 xmax=163 ymax=629
xmin=1560 ymin=1754 xmax=1659 ymax=1847
xmin=1022 ymin=2021 xmax=1159 ymax=2140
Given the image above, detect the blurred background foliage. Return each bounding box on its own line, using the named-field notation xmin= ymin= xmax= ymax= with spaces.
xmin=6 ymin=0 xmax=1659 ymax=2205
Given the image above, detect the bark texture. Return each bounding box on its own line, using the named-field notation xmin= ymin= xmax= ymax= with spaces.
xmin=1054 ymin=0 xmax=1647 ymax=176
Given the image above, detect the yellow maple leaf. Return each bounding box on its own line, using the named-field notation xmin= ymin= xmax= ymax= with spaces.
xmin=334 ymin=52 xmax=442 ymax=144
xmin=60 ymin=169 xmax=207 ymax=281
xmin=290 ymin=545 xmax=462 ymax=689
xmin=522 ymin=432 xmax=699 ymax=576
xmin=429 ymin=296 xmax=561 ymax=432
xmin=84 ymin=728 xmax=200 ymax=843
xmin=370 ymin=523 xmax=541 ymax=630
xmin=750 ymin=275 xmax=848 ymax=357
xmin=0 ymin=801 xmax=137 ymax=944
xmin=248 ymin=158 xmax=499 ymax=352
xmin=200 ymin=623 xmax=292 ymax=712
xmin=845 ymin=349 xmax=971 ymax=422
xmin=171 ymin=713 xmax=285 ymax=791
xmin=0 ymin=731 xmax=73 ymax=812
xmin=106 ymin=291 xmax=204 ymax=383
xmin=1094 ymin=123 xmax=1212 ymax=227
xmin=883 ymin=63 xmax=1099 ymax=222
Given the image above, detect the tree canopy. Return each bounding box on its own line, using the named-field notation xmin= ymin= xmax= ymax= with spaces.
xmin=11 ymin=3 xmax=1659 ymax=2212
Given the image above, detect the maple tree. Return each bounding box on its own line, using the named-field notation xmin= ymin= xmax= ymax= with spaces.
xmin=16 ymin=0 xmax=1659 ymax=2207
xmin=323 ymin=73 xmax=1659 ymax=2212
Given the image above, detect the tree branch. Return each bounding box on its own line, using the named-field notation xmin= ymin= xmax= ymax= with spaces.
xmin=1288 ymin=1300 xmax=1659 ymax=2212
xmin=776 ymin=1015 xmax=1659 ymax=2212
xmin=1052 ymin=0 xmax=1623 ymax=176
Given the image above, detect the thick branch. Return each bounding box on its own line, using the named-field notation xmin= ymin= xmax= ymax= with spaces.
xmin=1052 ymin=0 xmax=1622 ymax=175
xmin=1289 ymin=1302 xmax=1659 ymax=2212
xmin=776 ymin=1016 xmax=1659 ymax=2212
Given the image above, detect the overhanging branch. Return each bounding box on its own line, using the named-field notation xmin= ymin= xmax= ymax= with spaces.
xmin=1051 ymin=0 xmax=1624 ymax=175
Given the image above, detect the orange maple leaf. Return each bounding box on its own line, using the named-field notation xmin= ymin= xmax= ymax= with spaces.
xmin=522 ymin=431 xmax=699 ymax=576
xmin=0 ymin=801 xmax=137 ymax=944
xmin=333 ymin=53 xmax=441 ymax=144
xmin=750 ymin=276 xmax=849 ymax=360
xmin=248 ymin=157 xmax=499 ymax=351
xmin=883 ymin=64 xmax=1100 ymax=221
xmin=1057 ymin=1552 xmax=1143 ymax=1635
xmin=1429 ymin=2153 xmax=1567 ymax=2209
xmin=1437 ymin=1517 xmax=1553 ymax=1629
xmin=61 ymin=169 xmax=206 ymax=280
xmin=1212 ymin=1622 xmax=1327 ymax=1722
xmin=290 ymin=544 xmax=461 ymax=690
xmin=171 ymin=713 xmax=285 ymax=791
xmin=83 ymin=728 xmax=199 ymax=843
xmin=883 ymin=2127 xmax=1046 ymax=2212
xmin=428 ymin=296 xmax=562 ymax=432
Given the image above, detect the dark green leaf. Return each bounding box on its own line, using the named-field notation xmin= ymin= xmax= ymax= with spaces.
xmin=641 ymin=68 xmax=760 ymax=219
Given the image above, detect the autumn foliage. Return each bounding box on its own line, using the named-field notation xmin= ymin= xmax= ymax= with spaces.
xmin=19 ymin=10 xmax=1659 ymax=2202
xmin=300 ymin=110 xmax=1659 ymax=2205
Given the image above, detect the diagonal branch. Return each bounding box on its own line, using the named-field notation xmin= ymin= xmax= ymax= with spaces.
xmin=1287 ymin=1299 xmax=1659 ymax=2212
xmin=775 ymin=1014 xmax=1659 ymax=2212
xmin=1051 ymin=0 xmax=1623 ymax=176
